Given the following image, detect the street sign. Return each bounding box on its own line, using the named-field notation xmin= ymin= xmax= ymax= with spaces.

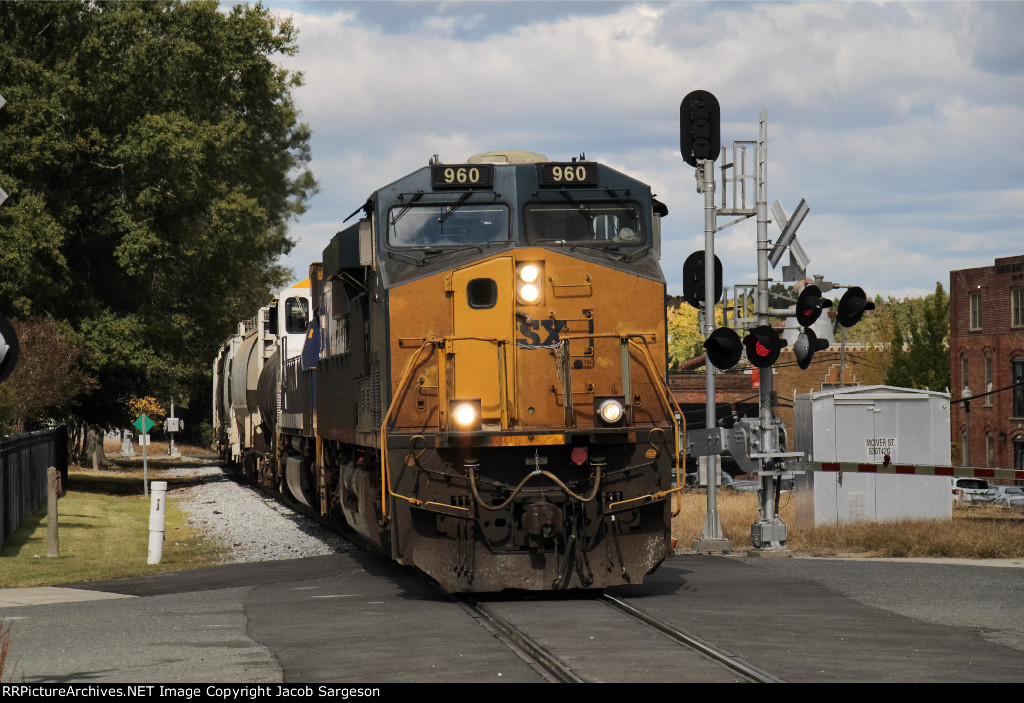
xmin=133 ymin=414 xmax=154 ymax=434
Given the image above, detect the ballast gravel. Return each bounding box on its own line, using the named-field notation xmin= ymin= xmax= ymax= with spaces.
xmin=169 ymin=466 xmax=355 ymax=563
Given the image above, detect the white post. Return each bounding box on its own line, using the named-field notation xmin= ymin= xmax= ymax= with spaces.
xmin=147 ymin=480 xmax=167 ymax=564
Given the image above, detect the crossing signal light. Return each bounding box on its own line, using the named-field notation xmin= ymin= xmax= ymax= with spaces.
xmin=836 ymin=286 xmax=875 ymax=327
xmin=795 ymin=284 xmax=832 ymax=327
xmin=743 ymin=325 xmax=786 ymax=369
xmin=680 ymin=90 xmax=721 ymax=167
xmin=793 ymin=328 xmax=829 ymax=370
xmin=682 ymin=251 xmax=723 ymax=309
xmin=704 ymin=327 xmax=742 ymax=370
xmin=0 ymin=313 xmax=19 ymax=384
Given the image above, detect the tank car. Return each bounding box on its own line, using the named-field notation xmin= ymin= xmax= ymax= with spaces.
xmin=216 ymin=150 xmax=684 ymax=592
xmin=212 ymin=280 xmax=312 ymax=484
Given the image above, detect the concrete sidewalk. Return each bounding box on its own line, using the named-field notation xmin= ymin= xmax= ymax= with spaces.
xmin=0 ymin=587 xmax=135 ymax=608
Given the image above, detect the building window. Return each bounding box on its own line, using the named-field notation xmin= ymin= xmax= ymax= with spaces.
xmin=984 ymin=353 xmax=993 ymax=407
xmin=1013 ymin=289 xmax=1024 ymax=328
xmin=962 ymin=429 xmax=969 ymax=466
xmin=970 ymin=292 xmax=982 ymax=330
xmin=1016 ymin=437 xmax=1024 ymax=471
xmin=1014 ymin=358 xmax=1024 ymax=419
xmin=986 ymin=433 xmax=994 ymax=467
xmin=961 ymin=353 xmax=969 ymax=388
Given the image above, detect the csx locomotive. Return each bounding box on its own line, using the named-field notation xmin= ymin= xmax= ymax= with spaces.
xmin=213 ymin=150 xmax=683 ymax=592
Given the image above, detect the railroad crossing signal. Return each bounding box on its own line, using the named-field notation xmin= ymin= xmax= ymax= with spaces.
xmin=704 ymin=327 xmax=742 ymax=370
xmin=0 ymin=313 xmax=19 ymax=384
xmin=793 ymin=328 xmax=829 ymax=370
xmin=795 ymin=284 xmax=832 ymax=327
xmin=743 ymin=325 xmax=787 ymax=368
xmin=837 ymin=286 xmax=875 ymax=327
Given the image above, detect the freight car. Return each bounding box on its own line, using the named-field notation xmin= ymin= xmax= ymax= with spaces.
xmin=214 ymin=150 xmax=684 ymax=592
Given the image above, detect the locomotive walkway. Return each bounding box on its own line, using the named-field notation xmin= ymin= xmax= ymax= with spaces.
xmin=2 ymin=552 xmax=1022 ymax=683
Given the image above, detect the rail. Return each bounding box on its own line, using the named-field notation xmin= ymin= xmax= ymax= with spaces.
xmin=1 ymin=427 xmax=68 ymax=546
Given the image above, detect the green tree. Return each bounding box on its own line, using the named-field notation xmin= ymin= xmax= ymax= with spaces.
xmin=886 ymin=283 xmax=950 ymax=391
xmin=0 ymin=1 xmax=315 ymax=429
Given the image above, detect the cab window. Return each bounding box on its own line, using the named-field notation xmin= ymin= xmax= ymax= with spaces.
xmin=524 ymin=202 xmax=644 ymax=245
xmin=284 ymin=296 xmax=310 ymax=335
xmin=388 ymin=204 xmax=509 ymax=247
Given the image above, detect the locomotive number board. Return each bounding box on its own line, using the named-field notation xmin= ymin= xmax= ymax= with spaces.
xmin=538 ymin=162 xmax=598 ymax=186
xmin=431 ymin=164 xmax=494 ymax=188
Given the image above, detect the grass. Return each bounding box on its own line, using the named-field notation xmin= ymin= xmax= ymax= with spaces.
xmin=3 ymin=463 xmax=1022 ymax=591
xmin=0 ymin=466 xmax=224 ymax=589
xmin=672 ymin=488 xmax=1024 ymax=558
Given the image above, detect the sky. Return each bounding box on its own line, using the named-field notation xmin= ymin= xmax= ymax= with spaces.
xmin=256 ymin=0 xmax=1024 ymax=300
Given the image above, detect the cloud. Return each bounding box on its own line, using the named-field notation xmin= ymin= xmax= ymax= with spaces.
xmin=266 ymin=1 xmax=1024 ymax=298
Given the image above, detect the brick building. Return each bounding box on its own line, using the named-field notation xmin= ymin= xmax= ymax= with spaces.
xmin=949 ymin=254 xmax=1024 ymax=471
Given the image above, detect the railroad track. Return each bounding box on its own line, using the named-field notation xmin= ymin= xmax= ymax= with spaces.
xmin=459 ymin=592 xmax=783 ymax=683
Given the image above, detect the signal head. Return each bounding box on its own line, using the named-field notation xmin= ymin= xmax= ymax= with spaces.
xmin=742 ymin=325 xmax=786 ymax=369
xmin=0 ymin=313 xmax=19 ymax=384
xmin=680 ymin=90 xmax=721 ymax=167
xmin=837 ymin=286 xmax=875 ymax=327
xmin=682 ymin=251 xmax=723 ymax=309
xmin=793 ymin=328 xmax=830 ymax=370
xmin=704 ymin=327 xmax=742 ymax=370
xmin=795 ymin=284 xmax=832 ymax=327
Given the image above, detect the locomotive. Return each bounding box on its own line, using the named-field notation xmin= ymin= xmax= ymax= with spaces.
xmin=213 ymin=150 xmax=683 ymax=592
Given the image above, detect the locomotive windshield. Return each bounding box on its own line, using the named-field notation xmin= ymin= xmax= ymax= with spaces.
xmin=284 ymin=296 xmax=310 ymax=335
xmin=388 ymin=204 xmax=510 ymax=248
xmin=523 ymin=201 xmax=645 ymax=245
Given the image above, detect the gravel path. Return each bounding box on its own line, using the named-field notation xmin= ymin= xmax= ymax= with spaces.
xmin=168 ymin=465 xmax=355 ymax=563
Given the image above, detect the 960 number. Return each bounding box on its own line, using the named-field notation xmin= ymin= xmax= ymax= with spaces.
xmin=443 ymin=167 xmax=482 ymax=184
xmin=431 ymin=163 xmax=493 ymax=188
xmin=540 ymin=162 xmax=597 ymax=186
xmin=549 ymin=165 xmax=589 ymax=182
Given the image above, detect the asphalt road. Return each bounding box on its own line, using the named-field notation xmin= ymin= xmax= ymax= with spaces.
xmin=1 ymin=552 xmax=1021 ymax=683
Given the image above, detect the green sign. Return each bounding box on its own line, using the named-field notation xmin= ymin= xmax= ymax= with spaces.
xmin=133 ymin=414 xmax=154 ymax=434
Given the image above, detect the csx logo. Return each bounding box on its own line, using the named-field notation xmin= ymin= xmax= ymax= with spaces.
xmin=517 ymin=319 xmax=566 ymax=347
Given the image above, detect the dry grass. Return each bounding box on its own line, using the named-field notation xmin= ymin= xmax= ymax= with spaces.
xmin=672 ymin=489 xmax=1024 ymax=558
xmin=102 ymin=436 xmax=216 ymax=459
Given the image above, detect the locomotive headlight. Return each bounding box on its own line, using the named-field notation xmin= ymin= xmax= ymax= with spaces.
xmin=449 ymin=399 xmax=482 ymax=431
xmin=597 ymin=398 xmax=625 ymax=425
xmin=519 ymin=264 xmax=540 ymax=284
xmin=516 ymin=262 xmax=543 ymax=305
xmin=519 ymin=283 xmax=540 ymax=303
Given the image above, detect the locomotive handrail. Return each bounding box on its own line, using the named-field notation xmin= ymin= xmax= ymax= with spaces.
xmin=380 ymin=334 xmax=511 ymax=519
xmin=380 ymin=338 xmax=438 ymax=517
xmin=625 ymin=336 xmax=687 ymax=517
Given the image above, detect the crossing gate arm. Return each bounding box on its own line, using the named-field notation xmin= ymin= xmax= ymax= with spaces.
xmin=796 ymin=461 xmax=1024 ymax=483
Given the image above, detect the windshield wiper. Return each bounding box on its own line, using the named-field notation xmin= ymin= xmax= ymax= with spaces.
xmin=437 ymin=191 xmax=473 ymax=224
xmin=560 ymin=190 xmax=593 ymax=222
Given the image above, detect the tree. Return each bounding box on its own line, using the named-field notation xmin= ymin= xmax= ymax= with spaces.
xmin=0 ymin=1 xmax=315 ymax=431
xmin=667 ymin=301 xmax=745 ymax=370
xmin=0 ymin=317 xmax=97 ymax=433
xmin=886 ymin=283 xmax=950 ymax=391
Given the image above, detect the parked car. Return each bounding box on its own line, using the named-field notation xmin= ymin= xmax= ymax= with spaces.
xmin=950 ymin=477 xmax=990 ymax=503
xmin=979 ymin=486 xmax=1024 ymax=508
